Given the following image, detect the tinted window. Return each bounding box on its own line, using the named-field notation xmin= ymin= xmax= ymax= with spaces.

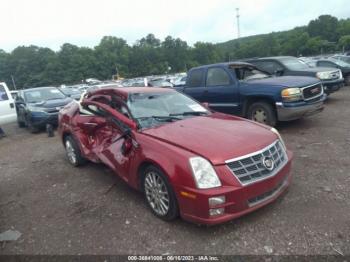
xmin=318 ymin=61 xmax=337 ymax=68
xmin=188 ymin=69 xmax=204 ymax=87
xmin=0 ymin=85 xmax=9 ymax=101
xmin=206 ymin=68 xmax=230 ymax=86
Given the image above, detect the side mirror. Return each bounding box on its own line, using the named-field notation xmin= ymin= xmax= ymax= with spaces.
xmin=274 ymin=69 xmax=284 ymax=76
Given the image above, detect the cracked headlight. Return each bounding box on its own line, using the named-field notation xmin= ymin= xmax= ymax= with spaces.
xmin=189 ymin=157 xmax=221 ymax=189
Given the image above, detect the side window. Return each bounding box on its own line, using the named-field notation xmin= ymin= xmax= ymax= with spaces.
xmin=0 ymin=85 xmax=9 ymax=101
xmin=206 ymin=68 xmax=230 ymax=86
xmin=188 ymin=69 xmax=204 ymax=87
xmin=254 ymin=61 xmax=282 ymax=74
xmin=318 ymin=61 xmax=337 ymax=68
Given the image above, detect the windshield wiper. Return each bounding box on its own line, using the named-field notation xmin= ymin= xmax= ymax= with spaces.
xmin=135 ymin=115 xmax=182 ymax=122
xmin=170 ymin=111 xmax=208 ymax=116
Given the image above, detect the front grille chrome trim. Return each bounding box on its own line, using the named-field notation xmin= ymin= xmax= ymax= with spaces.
xmin=225 ymin=140 xmax=288 ymax=186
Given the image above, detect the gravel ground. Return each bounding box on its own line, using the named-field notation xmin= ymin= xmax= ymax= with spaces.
xmin=0 ymin=87 xmax=349 ymax=256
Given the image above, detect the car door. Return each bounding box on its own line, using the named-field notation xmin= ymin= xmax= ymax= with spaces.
xmin=79 ymin=101 xmax=135 ymax=181
xmin=0 ymin=83 xmax=16 ymax=124
xmin=182 ymin=68 xmax=206 ymax=102
xmin=203 ymin=66 xmax=240 ymax=114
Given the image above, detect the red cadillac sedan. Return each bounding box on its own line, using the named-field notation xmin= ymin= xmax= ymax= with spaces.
xmin=58 ymin=87 xmax=293 ymax=225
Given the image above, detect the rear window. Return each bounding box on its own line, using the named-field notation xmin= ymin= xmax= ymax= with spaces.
xmin=0 ymin=85 xmax=9 ymax=101
xmin=188 ymin=69 xmax=204 ymax=87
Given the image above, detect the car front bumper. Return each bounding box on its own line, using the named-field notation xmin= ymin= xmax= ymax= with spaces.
xmin=275 ymin=95 xmax=326 ymax=121
xmin=321 ymin=78 xmax=344 ymax=94
xmin=30 ymin=112 xmax=59 ymax=127
xmin=175 ymin=150 xmax=293 ymax=225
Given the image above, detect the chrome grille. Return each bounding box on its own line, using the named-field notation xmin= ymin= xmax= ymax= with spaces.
xmin=302 ymin=83 xmax=323 ymax=100
xmin=226 ymin=141 xmax=288 ymax=185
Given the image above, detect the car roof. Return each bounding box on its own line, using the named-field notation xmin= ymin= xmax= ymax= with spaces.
xmin=247 ymin=56 xmax=295 ymax=61
xmin=190 ymin=61 xmax=253 ymax=70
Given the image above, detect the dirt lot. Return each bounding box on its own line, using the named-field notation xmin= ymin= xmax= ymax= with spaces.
xmin=0 ymin=87 xmax=350 ymax=256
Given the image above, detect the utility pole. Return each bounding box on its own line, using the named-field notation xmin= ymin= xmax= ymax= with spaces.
xmin=11 ymin=75 xmax=17 ymax=90
xmin=236 ymin=8 xmax=240 ymax=39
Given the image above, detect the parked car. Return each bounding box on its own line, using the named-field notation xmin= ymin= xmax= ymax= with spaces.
xmin=58 ymin=87 xmax=293 ymax=225
xmin=148 ymin=79 xmax=173 ymax=88
xmin=245 ymin=56 xmax=344 ymax=95
xmin=0 ymin=82 xmax=16 ymax=125
xmin=58 ymin=87 xmax=82 ymax=100
xmin=332 ymin=55 xmax=350 ymax=64
xmin=315 ymin=58 xmax=350 ymax=86
xmin=15 ymin=87 xmax=72 ymax=133
xmin=175 ymin=62 xmax=325 ymax=126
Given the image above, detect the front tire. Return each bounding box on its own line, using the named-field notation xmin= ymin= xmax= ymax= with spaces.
xmin=142 ymin=166 xmax=179 ymax=221
xmin=64 ymin=135 xmax=87 ymax=167
xmin=247 ymin=101 xmax=277 ymax=126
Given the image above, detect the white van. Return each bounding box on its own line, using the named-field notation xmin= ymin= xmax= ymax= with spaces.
xmin=0 ymin=82 xmax=16 ymax=125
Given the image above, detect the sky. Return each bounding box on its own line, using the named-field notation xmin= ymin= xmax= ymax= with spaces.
xmin=0 ymin=0 xmax=349 ymax=52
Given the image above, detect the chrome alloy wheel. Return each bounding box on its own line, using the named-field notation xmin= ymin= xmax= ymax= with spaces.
xmin=65 ymin=140 xmax=77 ymax=165
xmin=144 ymin=172 xmax=170 ymax=216
xmin=252 ymin=108 xmax=267 ymax=124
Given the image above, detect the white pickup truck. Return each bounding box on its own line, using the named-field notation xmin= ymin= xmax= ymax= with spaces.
xmin=0 ymin=82 xmax=16 ymax=125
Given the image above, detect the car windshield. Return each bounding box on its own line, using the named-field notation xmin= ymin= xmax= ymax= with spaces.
xmin=127 ymin=91 xmax=209 ymax=128
xmin=231 ymin=66 xmax=270 ymax=81
xmin=24 ymin=87 xmax=66 ymax=103
xmin=279 ymin=57 xmax=310 ymax=70
xmin=59 ymin=88 xmax=81 ymax=95
xmin=336 ymin=56 xmax=350 ymax=64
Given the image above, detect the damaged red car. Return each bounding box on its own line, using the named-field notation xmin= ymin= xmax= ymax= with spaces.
xmin=58 ymin=87 xmax=293 ymax=225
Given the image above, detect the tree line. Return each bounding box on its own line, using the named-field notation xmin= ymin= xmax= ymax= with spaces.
xmin=1 ymin=15 xmax=350 ymax=90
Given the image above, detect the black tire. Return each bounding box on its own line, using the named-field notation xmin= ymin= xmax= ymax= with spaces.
xmin=247 ymin=101 xmax=277 ymax=126
xmin=142 ymin=165 xmax=179 ymax=221
xmin=64 ymin=135 xmax=87 ymax=167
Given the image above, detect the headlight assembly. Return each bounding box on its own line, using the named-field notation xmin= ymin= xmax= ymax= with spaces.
xmin=316 ymin=71 xmax=331 ymax=80
xmin=270 ymin=127 xmax=286 ymax=151
xmin=189 ymin=157 xmax=221 ymax=189
xmin=281 ymin=88 xmax=303 ymax=102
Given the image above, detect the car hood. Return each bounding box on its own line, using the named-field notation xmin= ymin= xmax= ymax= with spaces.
xmin=141 ymin=113 xmax=277 ymax=165
xmin=29 ymin=97 xmax=72 ymax=108
xmin=247 ymin=76 xmax=319 ymax=88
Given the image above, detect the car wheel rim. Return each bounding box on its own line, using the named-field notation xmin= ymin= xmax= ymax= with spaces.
xmin=253 ymin=109 xmax=267 ymax=123
xmin=65 ymin=140 xmax=77 ymax=164
xmin=144 ymin=172 xmax=170 ymax=216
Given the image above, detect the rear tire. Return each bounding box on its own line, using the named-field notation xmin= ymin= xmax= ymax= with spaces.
xmin=64 ymin=135 xmax=87 ymax=167
xmin=142 ymin=166 xmax=179 ymax=221
xmin=247 ymin=101 xmax=277 ymax=126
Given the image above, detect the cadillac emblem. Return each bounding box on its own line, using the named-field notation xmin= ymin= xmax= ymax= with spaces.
xmin=262 ymin=156 xmax=275 ymax=171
